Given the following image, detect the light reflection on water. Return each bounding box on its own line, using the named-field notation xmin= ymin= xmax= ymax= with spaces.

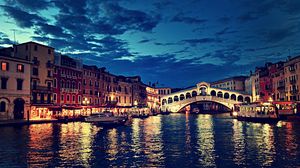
xmin=0 ymin=114 xmax=300 ymax=167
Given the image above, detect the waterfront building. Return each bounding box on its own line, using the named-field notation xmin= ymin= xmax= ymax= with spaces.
xmin=284 ymin=56 xmax=300 ymax=101
xmin=82 ymin=65 xmax=101 ymax=114
xmin=211 ymin=76 xmax=247 ymax=91
xmin=53 ymin=54 xmax=83 ymax=117
xmin=254 ymin=65 xmax=272 ymax=102
xmin=127 ymin=76 xmax=147 ymax=107
xmin=1 ymin=42 xmax=55 ymax=119
xmin=270 ymin=62 xmax=285 ymax=101
xmin=157 ymin=87 xmax=172 ymax=103
xmin=116 ymin=76 xmax=133 ymax=108
xmin=0 ymin=55 xmax=31 ymax=120
xmin=146 ymin=86 xmax=160 ymax=112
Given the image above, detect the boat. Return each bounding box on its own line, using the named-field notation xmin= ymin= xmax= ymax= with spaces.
xmin=273 ymin=101 xmax=297 ymax=119
xmin=233 ymin=102 xmax=279 ymax=124
xmin=85 ymin=112 xmax=127 ymax=126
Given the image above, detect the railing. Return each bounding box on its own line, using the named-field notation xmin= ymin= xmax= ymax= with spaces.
xmin=32 ymin=86 xmax=53 ymax=91
xmin=290 ymin=80 xmax=297 ymax=85
xmin=291 ymin=89 xmax=298 ymax=94
xmin=33 ymin=60 xmax=40 ymax=66
xmin=163 ymin=95 xmax=242 ymax=106
xmin=61 ymin=88 xmax=79 ymax=93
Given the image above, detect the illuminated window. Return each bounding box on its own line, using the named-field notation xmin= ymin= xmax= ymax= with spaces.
xmin=17 ymin=64 xmax=24 ymax=72
xmin=1 ymin=62 xmax=9 ymax=71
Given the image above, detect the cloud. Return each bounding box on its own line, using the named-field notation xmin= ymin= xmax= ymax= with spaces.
xmin=264 ymin=26 xmax=297 ymax=43
xmin=215 ymin=27 xmax=238 ymax=36
xmin=181 ymin=38 xmax=222 ymax=46
xmin=0 ymin=32 xmax=14 ymax=45
xmin=138 ymin=39 xmax=154 ymax=43
xmin=6 ymin=0 xmax=50 ymax=10
xmin=0 ymin=5 xmax=46 ymax=28
xmin=35 ymin=23 xmax=73 ymax=38
xmin=171 ymin=12 xmax=207 ymax=24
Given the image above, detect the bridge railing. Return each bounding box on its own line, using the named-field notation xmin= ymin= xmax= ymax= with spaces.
xmin=163 ymin=95 xmax=241 ymax=106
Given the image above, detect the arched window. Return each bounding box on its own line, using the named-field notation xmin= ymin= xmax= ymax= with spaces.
xmin=217 ymin=91 xmax=223 ymax=98
xmin=192 ymin=91 xmax=197 ymax=97
xmin=245 ymin=97 xmax=251 ymax=103
xmin=0 ymin=101 xmax=6 ymax=112
xmin=174 ymin=96 xmax=179 ymax=102
xmin=224 ymin=93 xmax=229 ymax=99
xmin=210 ymin=90 xmax=216 ymax=96
xmin=186 ymin=92 xmax=191 ymax=99
xmin=168 ymin=97 xmax=173 ymax=104
xmin=180 ymin=94 xmax=185 ymax=100
xmin=231 ymin=94 xmax=236 ymax=101
xmin=162 ymin=99 xmax=167 ymax=105
xmin=238 ymin=95 xmax=244 ymax=102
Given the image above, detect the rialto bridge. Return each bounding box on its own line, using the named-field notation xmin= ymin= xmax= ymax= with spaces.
xmin=161 ymin=82 xmax=252 ymax=113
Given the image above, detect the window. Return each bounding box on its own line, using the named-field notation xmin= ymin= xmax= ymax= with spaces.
xmin=48 ymin=49 xmax=51 ymax=54
xmin=47 ymin=70 xmax=51 ymax=77
xmin=72 ymin=95 xmax=75 ymax=102
xmin=34 ymin=45 xmax=38 ymax=51
xmin=1 ymin=62 xmax=9 ymax=71
xmin=47 ymin=82 xmax=51 ymax=90
xmin=0 ymin=101 xmax=6 ymax=112
xmin=90 ymin=90 xmax=93 ymax=95
xmin=17 ymin=79 xmax=23 ymax=90
xmin=17 ymin=64 xmax=24 ymax=72
xmin=61 ymin=95 xmax=64 ymax=101
xmin=54 ymin=79 xmax=57 ymax=88
xmin=78 ymin=96 xmax=81 ymax=103
xmin=32 ymin=80 xmax=37 ymax=89
xmin=33 ymin=68 xmax=38 ymax=76
xmin=67 ymin=95 xmax=70 ymax=101
xmin=78 ymin=82 xmax=81 ymax=89
xmin=53 ymin=93 xmax=57 ymax=101
xmin=1 ymin=77 xmax=8 ymax=89
xmin=25 ymin=45 xmax=28 ymax=50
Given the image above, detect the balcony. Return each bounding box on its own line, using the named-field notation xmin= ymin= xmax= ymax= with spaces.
xmin=32 ymin=86 xmax=53 ymax=92
xmin=277 ymin=85 xmax=285 ymax=90
xmin=46 ymin=62 xmax=53 ymax=68
xmin=290 ymin=80 xmax=297 ymax=85
xmin=33 ymin=60 xmax=40 ymax=66
xmin=291 ymin=89 xmax=299 ymax=94
xmin=60 ymin=88 xmax=79 ymax=94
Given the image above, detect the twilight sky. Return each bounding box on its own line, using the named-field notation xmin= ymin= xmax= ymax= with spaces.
xmin=0 ymin=0 xmax=300 ymax=87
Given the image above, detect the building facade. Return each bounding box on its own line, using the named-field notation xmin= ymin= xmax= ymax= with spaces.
xmin=284 ymin=56 xmax=300 ymax=101
xmin=53 ymin=54 xmax=83 ymax=106
xmin=0 ymin=55 xmax=31 ymax=120
xmin=211 ymin=76 xmax=247 ymax=91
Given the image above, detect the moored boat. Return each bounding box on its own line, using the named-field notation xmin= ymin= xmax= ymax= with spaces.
xmin=233 ymin=102 xmax=279 ymax=124
xmin=85 ymin=112 xmax=127 ymax=126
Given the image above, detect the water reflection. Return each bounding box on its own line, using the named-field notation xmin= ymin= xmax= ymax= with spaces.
xmin=27 ymin=124 xmax=54 ymax=167
xmin=196 ymin=114 xmax=216 ymax=167
xmin=0 ymin=114 xmax=300 ymax=167
xmin=231 ymin=119 xmax=246 ymax=166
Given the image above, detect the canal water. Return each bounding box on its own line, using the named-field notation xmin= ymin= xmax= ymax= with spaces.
xmin=0 ymin=114 xmax=299 ymax=168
